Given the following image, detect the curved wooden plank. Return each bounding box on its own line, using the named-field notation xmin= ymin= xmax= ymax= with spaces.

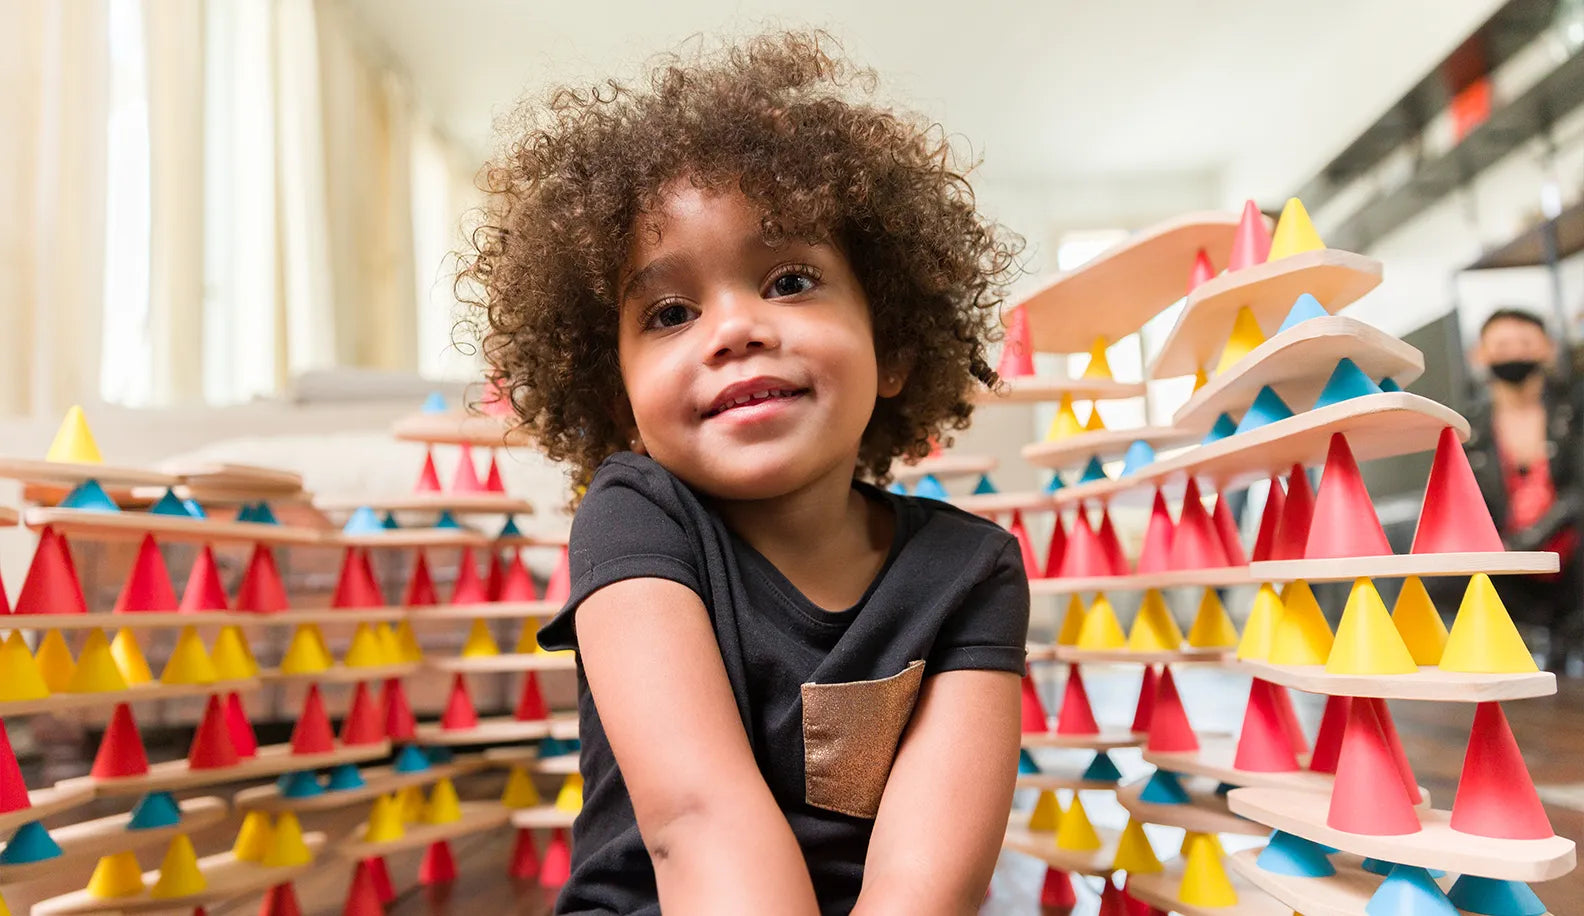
xmin=1143 ymin=736 xmax=1333 ymax=792
xmin=973 ymin=377 xmax=1146 ymax=405
xmin=161 ymin=462 xmax=303 ymax=494
xmin=0 ymin=459 xmax=177 ymax=489
xmin=1022 ymin=427 xmax=1196 ymax=472
xmin=1226 ymin=849 xmax=1534 ymax=916
xmin=1116 ymin=776 xmax=1266 ymax=836
xmin=316 ymin=494 xmax=534 ymax=515
xmin=1030 ymin=567 xmax=1255 ymax=596
xmin=328 ymin=529 xmax=493 ymax=549
xmin=0 ymin=679 xmax=262 ymax=719
xmin=0 ymin=797 xmax=229 ymax=885
xmin=391 ymin=412 xmax=532 ymax=448
xmin=1055 ymin=646 xmax=1231 ymax=666
xmin=233 ymin=757 xmax=490 ymax=813
xmin=1020 ymin=728 xmax=1142 ymax=751
xmin=1126 ymin=858 xmax=1290 ymax=916
xmin=414 ymin=715 xmax=579 ymax=747
xmin=426 ymin=654 xmax=577 ymax=675
xmin=257 ymin=664 xmax=421 ymax=685
xmin=1002 ymin=822 xmax=1121 ymax=877
xmin=889 ymin=454 xmax=997 ymax=482
xmin=0 ymin=784 xmax=97 ymax=835
xmin=1235 ymin=659 xmax=1556 ymax=703
xmin=511 ymin=806 xmax=577 ymax=830
xmin=1249 ymin=551 xmax=1559 ymax=583
xmin=68 ymin=741 xmax=391 ymax=797
xmin=951 ymin=491 xmax=1059 ymax=518
xmin=406 ymin=600 xmax=560 ymax=621
xmin=23 ymin=507 xmax=325 ymax=546
xmin=335 ymin=802 xmax=510 ymax=859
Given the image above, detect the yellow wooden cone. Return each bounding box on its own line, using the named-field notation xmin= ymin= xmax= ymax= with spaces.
xmin=67 ymin=629 xmax=128 ymax=693
xmin=1054 ymin=797 xmax=1102 ymax=851
xmin=375 ymin=623 xmax=402 ymax=664
xmin=233 ymin=810 xmax=273 ymax=862
xmin=35 ymin=629 xmax=76 ymax=693
xmin=1045 ymin=395 xmax=1085 ymax=442
xmin=1 ymin=889 xmax=11 ymax=916
xmin=150 ymin=834 xmax=207 ymax=898
xmin=1112 ymin=817 xmax=1162 ymax=873
xmin=1081 ymin=337 xmax=1112 ymax=380
xmin=46 ymin=406 xmax=103 ymax=464
xmin=160 ymin=626 xmax=218 ymax=685
xmin=1027 ymin=790 xmax=1059 ymax=831
xmin=1392 ymin=576 xmax=1449 ymax=666
xmin=363 ymin=794 xmax=406 ymax=843
xmin=1440 ymin=573 xmax=1537 ymax=673
xmin=425 ymin=778 xmax=463 ymax=824
xmin=515 ymin=619 xmax=542 ymax=654
xmin=397 ymin=784 xmax=426 ymax=822
xmin=1236 ymin=584 xmax=1285 ymax=661
xmin=502 ymin=765 xmax=541 ymax=808
xmin=1084 ymin=403 xmax=1107 ymax=432
xmin=1187 ymin=588 xmax=1239 ymax=648
xmin=109 ymin=629 xmax=153 ymax=685
xmin=1178 ymin=832 xmax=1237 ymax=907
xmin=211 ymin=626 xmax=259 ymax=680
xmin=280 ymin=624 xmax=332 ymax=674
xmin=1325 ymin=579 xmax=1417 ymax=675
xmin=1127 ymin=589 xmax=1184 ymax=651
xmin=1214 ymin=307 xmax=1265 ymax=376
xmin=1268 ymin=580 xmax=1335 ymax=666
xmin=461 ymin=618 xmax=500 ymax=658
xmin=1268 ymin=198 xmax=1325 ymax=261
xmin=1191 ymin=367 xmax=1208 ymax=393
xmin=555 ymin=773 xmax=584 ymax=814
xmin=262 ymin=812 xmax=313 ymax=867
xmin=342 ymin=623 xmax=386 ymax=668
xmin=0 ymin=632 xmax=51 ymax=701
xmin=1056 ymin=596 xmax=1085 ymax=646
xmin=1076 ymin=594 xmax=1126 ymax=650
xmin=86 ymin=850 xmax=144 ymax=898
xmin=393 ymin=620 xmax=424 ymax=662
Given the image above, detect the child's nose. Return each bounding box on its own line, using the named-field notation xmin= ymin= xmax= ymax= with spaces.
xmin=704 ymin=293 xmax=780 ymax=363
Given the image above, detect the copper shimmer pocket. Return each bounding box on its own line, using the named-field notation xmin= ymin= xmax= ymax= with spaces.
xmin=800 ymin=659 xmax=925 ymax=819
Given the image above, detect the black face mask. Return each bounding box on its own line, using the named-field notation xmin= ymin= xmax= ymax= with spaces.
xmin=1490 ymin=360 xmax=1544 ymax=384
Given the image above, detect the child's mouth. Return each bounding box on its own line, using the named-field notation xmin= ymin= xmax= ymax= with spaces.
xmin=702 ymin=382 xmax=809 ymax=419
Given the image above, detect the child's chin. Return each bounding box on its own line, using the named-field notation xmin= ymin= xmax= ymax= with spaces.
xmin=687 ymin=456 xmax=819 ymax=502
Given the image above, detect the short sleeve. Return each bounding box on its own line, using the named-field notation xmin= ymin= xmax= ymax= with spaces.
xmin=536 ymin=454 xmax=704 ymax=652
xmin=926 ymin=537 xmax=1030 ymax=675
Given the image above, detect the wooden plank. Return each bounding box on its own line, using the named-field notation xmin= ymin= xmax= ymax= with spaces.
xmin=414 ymin=715 xmax=579 ymax=747
xmin=1172 ymin=316 xmax=1425 ymax=431
xmin=0 ymin=507 xmax=16 ymax=526
xmin=1030 ymin=567 xmax=1255 ymax=596
xmin=390 ymin=413 xmax=531 ymax=448
xmin=1227 ymin=786 xmax=1576 ymax=882
xmin=1249 ymin=551 xmax=1559 ymax=582
xmin=315 ymin=494 xmax=534 ymax=515
xmin=426 ymin=654 xmax=577 ymax=674
xmin=1150 ymin=249 xmax=1384 ymax=379
xmin=1054 ymin=645 xmax=1232 ymax=666
xmin=0 ymin=784 xmax=97 ymax=835
xmin=1116 ymin=776 xmax=1267 ymax=836
xmin=1020 ymin=728 xmax=1141 ymax=751
xmin=511 ymin=806 xmax=577 ymax=830
xmin=1019 ymin=212 xmax=1241 ymax=354
xmin=0 ymin=459 xmax=178 ymax=489
xmin=1226 ymin=848 xmax=1527 ymax=916
xmin=334 ymin=802 xmax=510 ymax=858
xmin=1235 ymin=660 xmax=1556 ymax=703
xmin=1015 ymin=767 xmax=1120 ymax=794
xmin=1022 ymin=427 xmax=1196 ymax=472
xmin=1001 ymin=823 xmax=1121 ymax=876
xmin=160 ymin=462 xmax=304 ymax=494
xmin=0 ymin=612 xmax=240 ymax=631
xmin=257 ymin=664 xmax=421 ymax=685
xmin=0 ymin=797 xmax=229 ymax=885
xmin=406 ymin=601 xmax=560 ymax=621
xmin=1143 ymin=736 xmax=1334 ymax=792
xmin=233 ymin=757 xmax=490 ymax=814
xmin=889 ymin=454 xmax=997 ymax=482
xmin=23 ymin=508 xmax=325 ymax=546
xmin=972 ymin=377 xmax=1146 ymax=405
xmin=65 ymin=741 xmax=391 ymax=797
xmin=246 ymin=608 xmax=410 ymax=625
xmin=1125 ymin=858 xmax=1290 ymax=916
xmin=0 ymin=678 xmax=261 ymax=719
xmin=951 ymin=491 xmax=1059 ymax=518
xmin=327 ymin=529 xmax=492 ymax=549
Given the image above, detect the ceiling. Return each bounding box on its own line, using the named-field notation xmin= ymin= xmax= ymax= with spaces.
xmin=342 ymin=0 xmax=1506 ymax=221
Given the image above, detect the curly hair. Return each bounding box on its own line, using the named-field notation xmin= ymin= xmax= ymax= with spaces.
xmin=458 ymin=29 xmax=1023 ymax=493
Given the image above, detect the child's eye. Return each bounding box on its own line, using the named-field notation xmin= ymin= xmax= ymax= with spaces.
xmin=766 ymin=266 xmax=820 ymax=299
xmin=645 ymin=301 xmax=698 ymax=330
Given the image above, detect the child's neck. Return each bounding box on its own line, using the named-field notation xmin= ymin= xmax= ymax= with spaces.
xmin=713 ymin=459 xmax=894 ymax=612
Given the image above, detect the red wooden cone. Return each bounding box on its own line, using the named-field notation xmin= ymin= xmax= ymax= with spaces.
xmin=1308 ymin=695 xmax=1350 ymax=774
xmin=332 ymin=548 xmax=382 ymax=609
xmin=997 ymin=306 xmax=1035 ymax=378
xmin=403 ymin=551 xmax=438 ymax=607
xmin=17 ymin=527 xmax=87 ymax=614
xmin=1020 ymin=674 xmax=1048 ymax=733
xmin=92 ymin=703 xmax=150 ymax=778
xmin=1122 ymin=882 xmax=1166 ymax=916
xmin=1272 ymin=683 xmax=1309 ymax=757
xmin=450 ymin=548 xmax=488 ymax=605
xmin=1234 ymin=679 xmax=1300 ymax=772
xmin=343 ymin=860 xmax=385 ymax=916
xmin=1326 ymin=697 xmax=1420 ymax=835
xmin=418 ymin=840 xmax=458 ymax=885
xmin=440 ymin=674 xmax=478 ymax=730
xmin=235 ymin=544 xmax=288 ymax=612
xmin=1008 ymin=512 xmax=1042 ymax=580
xmin=365 ymin=857 xmax=394 ymax=904
xmin=224 ymin=692 xmax=258 ymax=758
xmin=450 ymin=443 xmax=483 ymax=493
xmin=381 ymin=679 xmax=416 ymax=741
xmin=180 ymin=546 xmax=229 ymax=611
xmin=485 ymin=551 xmax=506 ymax=602
xmin=1270 ymin=465 xmax=1314 ymax=561
xmin=1412 ymin=426 xmax=1504 ymax=553
xmin=415 ymin=449 xmax=441 ymax=493
xmin=544 ymin=547 xmax=571 ymax=603
xmin=499 ymin=550 xmax=537 ymax=601
xmin=341 ymin=683 xmax=385 ymax=745
xmin=115 ymin=534 xmax=178 ymax=612
xmin=1040 ymin=513 xmax=1068 ymax=579
xmin=357 ymin=550 xmax=382 ymax=605
xmin=0 ymin=568 xmax=9 ymax=615
xmin=1250 ymin=476 xmax=1286 ymax=562
xmin=1210 ymin=491 xmax=1248 ymax=566
xmin=1450 ymin=702 xmax=1552 ymax=839
xmin=540 ymin=829 xmax=571 ymax=889
xmin=0 ymin=720 xmax=30 ymax=812
xmin=1366 ymin=698 xmax=1422 ymax=805
xmin=291 ymin=685 xmax=337 ymax=755
xmin=1055 ymin=664 xmax=1100 ymax=736
xmin=1130 ymin=666 xmax=1158 ymax=734
xmin=188 ymin=694 xmax=241 ymax=770
xmin=1187 ymin=248 xmax=1216 ymax=293
xmin=1145 ymin=667 xmax=1198 ymax=753
xmin=484 ymin=453 xmax=506 ymax=493
xmin=1305 ymin=434 xmax=1391 ymax=558
xmin=1168 ymin=480 xmax=1228 ymax=571
xmin=1096 ymin=510 xmax=1129 ymax=575
xmin=1057 ymin=510 xmax=1111 ymax=579
xmin=1097 ymin=880 xmax=1127 ymax=916
xmin=507 ymin=828 xmax=540 ymax=880
xmin=1134 ymin=490 xmax=1175 ymax=575
xmin=515 ymin=672 xmax=549 ymax=722
xmin=1228 ymin=199 xmax=1271 ymax=270
xmin=1040 ymin=867 xmax=1077 ymax=908
xmin=259 ymin=883 xmax=303 ymax=916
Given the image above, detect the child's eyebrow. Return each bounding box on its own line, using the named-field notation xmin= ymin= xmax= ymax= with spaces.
xmin=618 ymin=251 xmax=691 ymax=305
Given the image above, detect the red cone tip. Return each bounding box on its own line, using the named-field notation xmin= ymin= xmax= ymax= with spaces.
xmin=515 ymin=671 xmax=549 ymax=722
xmin=366 ymin=856 xmax=394 ymax=904
xmin=540 ymin=829 xmax=572 ymax=889
xmin=180 ymin=546 xmax=229 ymax=611
xmin=450 ymin=548 xmax=489 ymax=605
xmin=544 ymin=547 xmax=571 ymax=604
xmin=1008 ymin=512 xmax=1042 ymax=582
xmin=1021 ymin=674 xmax=1048 ymax=733
xmin=235 ymin=545 xmax=289 ymax=613
xmin=224 ymin=692 xmax=258 ymax=758
xmin=418 ymin=839 xmax=458 ymax=885
xmin=342 ymin=860 xmax=384 ymax=916
xmin=1228 ymin=199 xmax=1272 ymax=270
xmin=450 ymin=444 xmax=483 ymax=493
xmin=997 ymin=306 xmax=1035 ymax=378
xmin=291 ymin=684 xmax=337 ymax=755
xmin=341 ymin=683 xmax=386 ymax=745
xmin=1187 ymin=248 xmax=1216 ymax=293
xmin=1366 ymin=698 xmax=1422 ymax=806
xmin=17 ymin=527 xmax=88 ymax=615
xmin=404 ymin=551 xmax=438 ymax=607
xmin=1041 ymin=514 xmax=1068 ymax=579
xmin=1233 ymin=679 xmax=1300 ymax=772
xmin=484 ymin=454 xmax=506 ymax=493
xmin=1057 ymin=510 xmax=1112 ymax=579
xmin=508 ymin=828 xmax=541 ymax=880
xmin=1145 ymin=666 xmax=1198 ymax=753
xmin=187 ymin=694 xmax=241 ymax=770
xmin=1210 ymin=491 xmax=1248 ymax=566
xmin=259 ymin=883 xmax=303 ymax=916
xmin=1450 ymin=702 xmax=1553 ymax=839
xmin=1135 ymin=490 xmax=1175 ymax=576
xmin=1270 ymin=464 xmax=1315 ymax=561
xmin=415 ymin=450 xmax=442 ymax=493
xmin=332 ymin=548 xmax=383 ymax=609
xmin=1326 ymin=696 xmax=1420 ymax=835
xmin=1272 ymin=682 xmax=1309 ymax=757
xmin=1055 ymin=664 xmax=1100 ymax=736
xmin=1250 ymin=475 xmax=1286 ymax=562
xmin=1169 ymin=479 xmax=1228 ymax=571
xmin=1130 ymin=666 xmax=1158 ymax=734
xmin=1308 ymin=694 xmax=1350 ymax=775
xmin=1096 ymin=510 xmax=1130 ymax=576
xmin=440 ymin=673 xmax=478 ymax=730
xmin=1412 ymin=427 xmax=1504 ymax=554
xmin=381 ymin=679 xmax=417 ymax=741
xmin=1305 ymin=434 xmax=1390 ymax=558
xmin=114 ymin=534 xmax=178 ymax=612
xmin=0 ymin=721 xmax=29 ymax=813
xmin=1040 ymin=867 xmax=1077 ymax=908
xmin=499 ymin=550 xmax=537 ymax=602
xmin=92 ymin=703 xmax=150 ymax=778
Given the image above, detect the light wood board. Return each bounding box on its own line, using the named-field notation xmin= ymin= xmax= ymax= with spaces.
xmin=1116 ymin=776 xmax=1266 ymax=836
xmin=511 ymin=806 xmax=578 ymax=830
xmin=1249 ymin=551 xmax=1559 ymax=582
xmin=889 ymin=454 xmax=997 ymax=482
xmin=1150 ymin=249 xmax=1384 ymax=379
xmin=65 ymin=741 xmax=392 ymax=797
xmin=1022 ymin=427 xmax=1196 ymax=472
xmin=257 ymin=664 xmax=421 ymax=685
xmin=0 ymin=784 xmax=97 ymax=835
xmin=406 ymin=600 xmax=561 ymax=621
xmin=495 ymin=529 xmax=571 ymax=549
xmin=391 ymin=412 xmax=531 ymax=448
xmin=951 ymin=491 xmax=1060 ymax=518
xmin=0 ymin=612 xmax=240 ymax=631
xmin=232 ymin=756 xmax=490 ymax=814
xmin=1226 ymin=849 xmax=1534 ymax=916
xmin=1126 ymin=858 xmax=1290 ymax=916
xmin=1227 ymin=786 xmax=1576 ymax=882
xmin=335 ymin=802 xmax=510 ymax=858
xmin=315 ymin=494 xmax=534 ymax=515
xmin=127 ymin=485 xmax=312 ymax=508
xmin=1172 ymin=316 xmax=1424 ymax=431
xmin=1020 ymin=728 xmax=1142 ymax=751
xmin=1053 ymin=393 xmax=1470 ymax=507
xmin=247 ymin=608 xmax=410 ymax=625
xmin=1055 ymin=646 xmax=1232 ymax=666
xmin=30 ymin=834 xmax=326 ymax=915
xmin=0 ymin=459 xmax=178 ymax=489
xmin=0 ymin=679 xmax=261 ymax=719
xmin=23 ymin=508 xmax=325 ymax=546
xmin=414 ymin=715 xmax=580 ymax=747
xmin=1019 ymin=212 xmax=1241 ymax=354
xmin=973 ymin=376 xmax=1146 ymax=405
xmin=1025 ymin=643 xmax=1059 ymax=663
xmin=481 ymin=746 xmax=575 ymax=770
xmin=1030 ymin=566 xmax=1257 ymax=596
xmin=1001 ymin=823 xmax=1121 ymax=876
xmin=0 ymin=797 xmax=228 ymax=885
xmin=425 ymin=654 xmax=576 ymax=675
xmin=160 ymin=462 xmax=304 ymax=493
xmin=1143 ymin=736 xmax=1333 ymax=792
xmin=0 ymin=507 xmax=16 ymax=526
xmin=1015 ymin=768 xmax=1121 ymax=794
xmin=1235 ymin=660 xmax=1556 ymax=703
xmin=327 ymin=529 xmax=492 ymax=549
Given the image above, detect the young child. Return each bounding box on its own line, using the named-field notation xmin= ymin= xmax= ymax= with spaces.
xmin=463 ymin=30 xmax=1031 ymax=914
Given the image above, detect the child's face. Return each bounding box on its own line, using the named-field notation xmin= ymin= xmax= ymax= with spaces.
xmin=615 ymin=182 xmax=900 ymax=501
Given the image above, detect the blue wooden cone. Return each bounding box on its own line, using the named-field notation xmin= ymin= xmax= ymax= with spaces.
xmin=127 ymin=791 xmax=183 ymax=829
xmin=1077 ymin=457 xmax=1108 ymax=484
xmin=0 ymin=821 xmax=62 ymax=864
xmin=1119 ymin=441 xmax=1155 ymax=477
xmin=425 ymin=745 xmax=455 ymax=764
xmin=1367 ymin=865 xmax=1458 ymax=916
xmin=1362 ymin=858 xmax=1392 ymax=876
xmin=342 ymin=506 xmax=385 ymax=535
xmin=1043 ymin=473 xmax=1065 ymax=494
xmin=1446 ymin=876 xmax=1546 ymax=916
xmin=1138 ymin=770 xmax=1190 ymax=804
xmin=912 ymin=475 xmax=948 ymax=502
xmin=972 ymin=474 xmax=998 ymax=495
xmin=435 ymin=510 xmax=461 ymax=530
xmin=1233 ymin=387 xmax=1294 ymax=435
xmin=1379 ymin=377 xmax=1402 ymax=392
xmin=183 ymin=498 xmax=206 ymax=519
xmin=248 ymin=502 xmax=279 ymax=525
xmin=422 ymin=392 xmax=448 ymax=413
xmin=499 ymin=516 xmax=523 ymax=538
xmin=1214 ymin=782 xmax=1237 ymax=795
xmin=61 ymin=480 xmax=119 ymax=513
xmin=393 ymin=745 xmax=431 ymax=773
xmin=1081 ymin=752 xmax=1122 ymax=783
xmin=325 ymin=763 xmax=367 ymax=792
xmin=277 ymin=770 xmax=325 ymax=798
xmin=149 ymin=489 xmax=191 ymax=518
xmin=1277 ymin=293 xmax=1329 ymax=334
xmin=539 ymin=737 xmax=571 ymax=757
xmin=1202 ymin=413 xmax=1238 ymax=445
xmin=1017 ymin=749 xmax=1040 ymax=774
xmin=886 ymin=481 xmax=908 ymax=495
xmin=1312 ymin=357 xmax=1382 ymax=410
xmin=1255 ymin=830 xmax=1335 ymax=877
xmin=381 ymin=512 xmax=401 ymax=530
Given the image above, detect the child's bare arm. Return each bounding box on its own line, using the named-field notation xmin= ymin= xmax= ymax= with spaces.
xmin=851 ymin=668 xmax=1021 ymax=915
xmin=576 ymin=576 xmax=821 ymax=915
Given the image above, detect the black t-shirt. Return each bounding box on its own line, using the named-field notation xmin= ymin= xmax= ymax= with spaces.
xmin=537 ymin=452 xmax=1030 ymax=915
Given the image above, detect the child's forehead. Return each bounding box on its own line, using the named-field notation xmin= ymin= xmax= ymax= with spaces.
xmin=625 ymin=181 xmax=832 ymax=264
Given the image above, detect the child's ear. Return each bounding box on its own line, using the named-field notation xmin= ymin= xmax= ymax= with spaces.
xmin=878 ymin=366 xmax=908 ymax=399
